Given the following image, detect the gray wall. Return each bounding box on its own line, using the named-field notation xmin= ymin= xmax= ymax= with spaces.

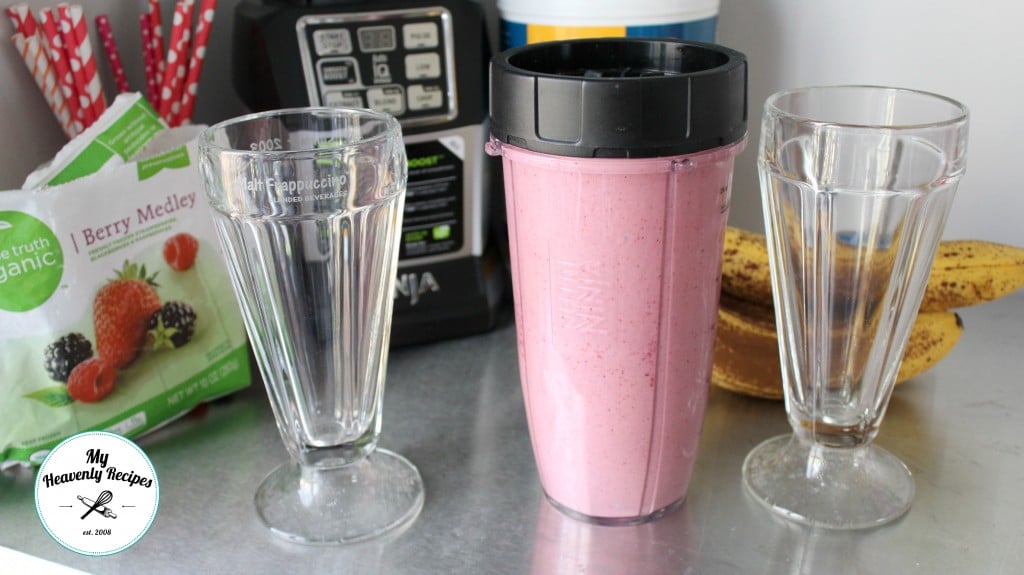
xmin=716 ymin=0 xmax=1024 ymax=245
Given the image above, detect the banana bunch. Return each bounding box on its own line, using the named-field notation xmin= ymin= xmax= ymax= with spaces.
xmin=713 ymin=226 xmax=1024 ymax=399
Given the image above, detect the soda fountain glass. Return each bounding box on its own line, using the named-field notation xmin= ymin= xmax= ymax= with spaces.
xmin=198 ymin=108 xmax=423 ymax=544
xmin=743 ymin=86 xmax=969 ymax=529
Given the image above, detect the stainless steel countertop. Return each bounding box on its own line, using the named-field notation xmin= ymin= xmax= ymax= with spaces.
xmin=2 ymin=292 xmax=1022 ymax=574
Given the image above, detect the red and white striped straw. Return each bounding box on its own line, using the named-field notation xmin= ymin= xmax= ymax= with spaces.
xmin=67 ymin=5 xmax=106 ymax=118
xmin=8 ymin=6 xmax=59 ymax=135
xmin=5 ymin=6 xmax=22 ymax=32
xmin=147 ymin=0 xmax=165 ymax=80
xmin=8 ymin=4 xmax=74 ymax=134
xmin=140 ymin=13 xmax=160 ymax=106
xmin=8 ymin=6 xmax=60 ymax=100
xmin=157 ymin=0 xmax=194 ymax=123
xmin=13 ymin=32 xmax=75 ymax=138
xmin=95 ymin=14 xmax=130 ymax=93
xmin=56 ymin=4 xmax=95 ymax=128
xmin=41 ymin=7 xmax=85 ymax=132
xmin=6 ymin=4 xmax=39 ymax=36
xmin=174 ymin=0 xmax=217 ymax=126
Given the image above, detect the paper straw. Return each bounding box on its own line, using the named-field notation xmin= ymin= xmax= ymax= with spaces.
xmin=41 ymin=7 xmax=84 ymax=133
xmin=56 ymin=4 xmax=95 ymax=128
xmin=140 ymin=13 xmax=159 ymax=106
xmin=6 ymin=4 xmax=37 ymax=36
xmin=9 ymin=6 xmax=60 ymax=105
xmin=12 ymin=33 xmax=67 ymax=127
xmin=67 ymin=5 xmax=106 ymax=118
xmin=5 ymin=7 xmax=20 ymax=32
xmin=12 ymin=33 xmax=75 ymax=138
xmin=147 ymin=0 xmax=165 ymax=80
xmin=95 ymin=15 xmax=130 ymax=93
xmin=157 ymin=0 xmax=194 ymax=123
xmin=173 ymin=0 xmax=217 ymax=126
xmin=8 ymin=6 xmax=56 ymax=85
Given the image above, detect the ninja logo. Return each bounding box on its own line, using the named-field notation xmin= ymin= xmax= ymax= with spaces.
xmin=394 ymin=271 xmax=440 ymax=306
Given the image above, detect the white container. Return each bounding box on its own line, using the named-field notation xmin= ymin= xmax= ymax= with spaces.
xmin=498 ymin=0 xmax=719 ymax=48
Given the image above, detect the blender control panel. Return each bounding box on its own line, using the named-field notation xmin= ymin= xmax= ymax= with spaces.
xmin=296 ymin=8 xmax=457 ymax=127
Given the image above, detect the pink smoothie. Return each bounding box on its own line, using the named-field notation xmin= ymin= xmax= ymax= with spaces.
xmin=499 ymin=140 xmax=742 ymax=521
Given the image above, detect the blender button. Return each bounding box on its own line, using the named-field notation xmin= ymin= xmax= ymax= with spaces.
xmin=367 ymin=86 xmax=406 ymax=115
xmin=312 ymin=29 xmax=353 ymax=56
xmin=323 ymin=91 xmax=364 ymax=108
xmin=407 ymin=84 xmax=443 ymax=111
xmin=404 ymin=53 xmax=441 ymax=80
xmin=318 ymin=58 xmax=359 ymax=85
xmin=402 ymin=22 xmax=439 ymax=49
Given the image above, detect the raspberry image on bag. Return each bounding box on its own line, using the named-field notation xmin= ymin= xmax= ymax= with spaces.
xmin=93 ymin=261 xmax=162 ymax=369
xmin=66 ymin=358 xmax=117 ymax=403
xmin=163 ymin=233 xmax=199 ymax=271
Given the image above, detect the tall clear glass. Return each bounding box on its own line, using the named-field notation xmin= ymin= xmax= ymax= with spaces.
xmin=198 ymin=108 xmax=423 ymax=544
xmin=743 ymin=86 xmax=969 ymax=529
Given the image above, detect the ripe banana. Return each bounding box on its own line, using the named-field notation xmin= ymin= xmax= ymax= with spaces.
xmin=720 ymin=226 xmax=775 ymax=308
xmin=712 ymin=294 xmax=965 ymax=399
xmin=712 ymin=296 xmax=781 ymax=399
xmin=721 ymin=226 xmax=1024 ymax=311
xmin=918 ymin=240 xmax=1024 ymax=311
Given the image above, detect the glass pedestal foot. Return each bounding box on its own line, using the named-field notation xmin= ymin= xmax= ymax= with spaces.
xmin=255 ymin=449 xmax=424 ymax=545
xmin=742 ymin=434 xmax=914 ymax=530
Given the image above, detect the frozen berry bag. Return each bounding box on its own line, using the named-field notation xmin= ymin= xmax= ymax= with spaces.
xmin=0 ymin=127 xmax=251 ymax=466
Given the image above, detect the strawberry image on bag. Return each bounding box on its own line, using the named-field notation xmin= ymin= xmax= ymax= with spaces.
xmin=0 ymin=124 xmax=251 ymax=467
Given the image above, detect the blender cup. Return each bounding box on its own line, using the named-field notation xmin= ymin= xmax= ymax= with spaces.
xmin=487 ymin=38 xmax=747 ymax=524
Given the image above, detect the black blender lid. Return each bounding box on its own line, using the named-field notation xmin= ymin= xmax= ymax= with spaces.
xmin=489 ymin=38 xmax=748 ymax=158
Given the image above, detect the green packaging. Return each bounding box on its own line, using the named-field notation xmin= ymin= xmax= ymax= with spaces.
xmin=1 ymin=125 xmax=251 ymax=466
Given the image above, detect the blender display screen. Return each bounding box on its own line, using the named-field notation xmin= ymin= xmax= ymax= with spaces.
xmin=358 ymin=26 xmax=397 ymax=52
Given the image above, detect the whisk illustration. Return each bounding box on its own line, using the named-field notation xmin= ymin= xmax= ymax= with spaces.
xmin=78 ymin=490 xmax=116 ymax=519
